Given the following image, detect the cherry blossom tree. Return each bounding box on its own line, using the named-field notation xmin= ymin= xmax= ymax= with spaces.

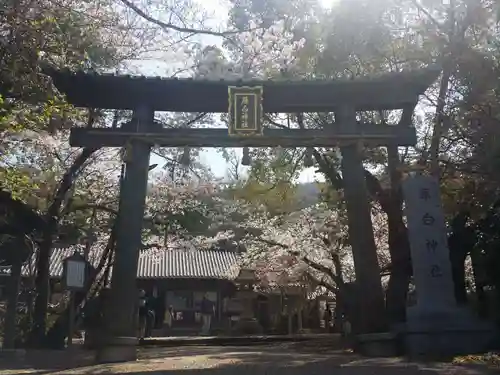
xmin=237 ymin=201 xmax=390 ymax=293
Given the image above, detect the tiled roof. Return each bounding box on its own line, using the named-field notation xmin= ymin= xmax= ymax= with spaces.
xmin=0 ymin=247 xmax=240 ymax=280
xmin=137 ymin=249 xmax=239 ymax=279
xmin=0 ymin=246 xmax=107 ymax=278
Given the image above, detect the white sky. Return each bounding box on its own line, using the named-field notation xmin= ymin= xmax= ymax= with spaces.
xmin=148 ymin=0 xmax=335 ymax=183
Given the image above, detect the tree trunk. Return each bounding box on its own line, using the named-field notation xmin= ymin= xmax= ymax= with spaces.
xmin=429 ymin=68 xmax=452 ymax=178
xmin=3 ymin=257 xmax=22 ymax=349
xmin=385 ymin=259 xmax=410 ymax=324
xmin=341 ymin=282 xmax=361 ymax=334
xmin=384 ymin=145 xmax=412 ymax=325
xmin=449 ymin=249 xmax=468 ymax=305
xmin=429 ymin=0 xmax=458 ymax=179
xmin=333 ymin=286 xmax=346 ymax=332
xmin=29 ymin=148 xmax=96 ymax=347
xmin=29 ymin=223 xmax=55 ymax=346
xmin=314 ymin=145 xmax=411 ymax=327
xmin=384 ymin=206 xmax=412 ymax=324
xmin=448 ymin=214 xmax=476 ymax=306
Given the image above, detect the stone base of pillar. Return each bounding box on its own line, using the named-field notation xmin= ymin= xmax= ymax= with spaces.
xmin=403 ymin=306 xmax=496 ymax=358
xmin=355 ymin=332 xmax=399 ymax=357
xmin=233 ymin=318 xmax=263 ymax=335
xmin=95 ymin=336 xmax=138 ymax=363
xmin=83 ymin=329 xmax=103 ymax=350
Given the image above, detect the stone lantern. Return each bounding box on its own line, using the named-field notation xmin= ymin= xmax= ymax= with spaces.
xmin=233 ymin=268 xmax=262 ymax=335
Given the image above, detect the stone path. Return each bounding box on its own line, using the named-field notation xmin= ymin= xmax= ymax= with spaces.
xmin=0 ymin=344 xmax=497 ymax=375
xmin=141 ymin=333 xmax=337 ymax=347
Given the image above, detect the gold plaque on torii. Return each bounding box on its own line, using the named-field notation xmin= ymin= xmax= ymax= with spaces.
xmin=228 ymin=86 xmax=263 ymax=136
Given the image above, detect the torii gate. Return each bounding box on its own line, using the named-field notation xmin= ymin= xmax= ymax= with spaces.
xmin=47 ymin=66 xmax=439 ymax=362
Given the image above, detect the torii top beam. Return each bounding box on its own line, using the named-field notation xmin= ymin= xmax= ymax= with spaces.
xmin=44 ymin=66 xmax=440 ymax=113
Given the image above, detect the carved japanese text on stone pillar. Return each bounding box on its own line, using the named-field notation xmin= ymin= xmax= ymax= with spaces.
xmin=402 ymin=174 xmax=456 ymax=311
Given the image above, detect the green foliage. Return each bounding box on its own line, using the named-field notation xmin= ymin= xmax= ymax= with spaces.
xmin=0 ymin=0 xmax=131 ymax=252
xmin=0 ymin=168 xmax=39 ymax=202
xmin=232 ymin=179 xmax=299 ymax=215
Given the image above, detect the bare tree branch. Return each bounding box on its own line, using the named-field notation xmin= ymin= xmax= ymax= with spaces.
xmin=408 ymin=0 xmax=443 ymax=31
xmin=119 ymin=0 xmax=251 ymax=37
xmin=304 ymin=272 xmax=339 ymax=294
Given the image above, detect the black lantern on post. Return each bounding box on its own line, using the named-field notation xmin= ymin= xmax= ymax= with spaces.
xmin=62 ymin=252 xmax=89 ymax=291
xmin=62 ymin=252 xmax=91 ymax=348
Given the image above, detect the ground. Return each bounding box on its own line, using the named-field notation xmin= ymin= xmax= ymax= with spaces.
xmin=0 ymin=343 xmax=498 ymax=375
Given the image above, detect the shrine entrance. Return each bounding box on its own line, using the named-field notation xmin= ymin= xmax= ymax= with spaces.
xmin=47 ymin=66 xmax=439 ymax=362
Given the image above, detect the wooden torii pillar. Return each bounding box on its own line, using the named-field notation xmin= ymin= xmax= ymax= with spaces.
xmin=47 ymin=66 xmax=440 ymax=362
xmin=337 ymin=106 xmax=387 ymax=334
xmin=96 ymin=107 xmax=154 ymax=362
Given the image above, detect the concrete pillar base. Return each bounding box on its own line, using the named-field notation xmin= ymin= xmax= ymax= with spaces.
xmin=403 ymin=307 xmax=496 ymax=358
xmin=405 ymin=329 xmax=494 ymax=358
xmin=95 ymin=336 xmax=138 ymax=363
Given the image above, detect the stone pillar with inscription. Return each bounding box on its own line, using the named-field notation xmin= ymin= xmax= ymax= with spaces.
xmin=402 ymin=174 xmax=495 ymax=357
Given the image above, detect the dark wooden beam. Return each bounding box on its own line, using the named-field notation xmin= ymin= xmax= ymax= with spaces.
xmin=46 ymin=66 xmax=441 ymax=113
xmin=69 ymin=125 xmax=417 ymax=148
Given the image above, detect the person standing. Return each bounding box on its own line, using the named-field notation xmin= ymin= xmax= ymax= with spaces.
xmin=164 ymin=305 xmax=175 ymax=333
xmin=138 ymin=289 xmax=155 ymax=338
xmin=145 ymin=306 xmax=155 ymax=337
xmin=200 ymin=294 xmax=214 ymax=335
xmin=341 ymin=313 xmax=352 ymax=337
xmin=323 ymin=306 xmax=331 ymax=332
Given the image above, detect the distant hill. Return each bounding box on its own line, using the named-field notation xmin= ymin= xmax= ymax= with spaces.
xmin=216 ymin=181 xmax=324 ymax=210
